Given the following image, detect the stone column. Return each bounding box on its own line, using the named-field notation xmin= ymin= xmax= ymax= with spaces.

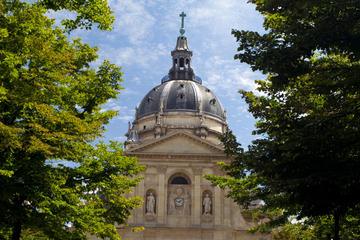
xmin=193 ymin=167 xmax=202 ymax=225
xmin=157 ymin=166 xmax=167 ymax=224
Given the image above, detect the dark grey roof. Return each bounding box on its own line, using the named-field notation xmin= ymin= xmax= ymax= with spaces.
xmin=137 ymin=84 xmax=165 ymax=117
xmin=137 ymin=79 xmax=225 ymax=121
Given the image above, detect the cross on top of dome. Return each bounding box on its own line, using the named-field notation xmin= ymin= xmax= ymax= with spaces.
xmin=179 ymin=11 xmax=186 ymax=37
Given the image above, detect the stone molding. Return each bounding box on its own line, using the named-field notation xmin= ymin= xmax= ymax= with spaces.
xmin=193 ymin=167 xmax=203 ymax=175
xmin=126 ymin=131 xmax=225 ymax=154
xmin=157 ymin=165 xmax=168 ymax=173
xmin=127 ymin=152 xmax=227 ymax=161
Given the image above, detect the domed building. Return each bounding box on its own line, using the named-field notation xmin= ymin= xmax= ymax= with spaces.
xmin=120 ymin=13 xmax=269 ymax=240
xmin=126 ymin=35 xmax=227 ymax=148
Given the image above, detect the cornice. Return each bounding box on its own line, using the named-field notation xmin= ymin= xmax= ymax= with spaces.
xmin=126 ymin=130 xmax=224 ymax=154
xmin=126 ymin=152 xmax=227 ymax=161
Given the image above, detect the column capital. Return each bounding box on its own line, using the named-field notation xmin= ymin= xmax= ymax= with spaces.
xmin=157 ymin=165 xmax=168 ymax=173
xmin=193 ymin=167 xmax=203 ymax=175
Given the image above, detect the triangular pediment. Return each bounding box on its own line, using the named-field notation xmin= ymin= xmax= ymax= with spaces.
xmin=127 ymin=131 xmax=224 ymax=154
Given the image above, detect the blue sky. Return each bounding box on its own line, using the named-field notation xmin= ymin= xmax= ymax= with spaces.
xmin=54 ymin=0 xmax=266 ymax=149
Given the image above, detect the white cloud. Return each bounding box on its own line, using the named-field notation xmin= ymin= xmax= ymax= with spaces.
xmin=111 ymin=136 xmax=127 ymax=142
xmin=132 ymin=76 xmax=141 ymax=85
xmin=102 ymin=101 xmax=135 ymax=123
xmin=101 ymin=102 xmax=129 ymax=112
xmin=97 ymin=42 xmax=167 ymax=68
xmin=110 ymin=0 xmax=155 ymax=45
xmin=116 ymin=115 xmax=133 ymax=122
xmin=237 ymin=105 xmax=249 ymax=113
xmin=188 ymin=0 xmax=261 ymax=31
xmin=199 ymin=54 xmax=261 ymax=102
xmin=121 ymin=87 xmax=140 ymax=96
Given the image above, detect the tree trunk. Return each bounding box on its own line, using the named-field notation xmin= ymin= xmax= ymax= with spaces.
xmin=334 ymin=211 xmax=340 ymax=240
xmin=326 ymin=233 xmax=331 ymax=240
xmin=11 ymin=220 xmax=21 ymax=240
xmin=11 ymin=195 xmax=24 ymax=240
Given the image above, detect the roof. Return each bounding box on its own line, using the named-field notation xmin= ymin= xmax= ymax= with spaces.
xmin=137 ymin=80 xmax=226 ymax=121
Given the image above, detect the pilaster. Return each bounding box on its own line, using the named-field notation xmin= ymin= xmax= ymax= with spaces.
xmin=214 ymin=186 xmax=222 ymax=225
xmin=224 ymin=195 xmax=231 ymax=226
xmin=157 ymin=166 xmax=167 ymax=224
xmin=192 ymin=167 xmax=202 ymax=225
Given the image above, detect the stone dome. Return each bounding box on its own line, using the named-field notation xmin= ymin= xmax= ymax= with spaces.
xmin=126 ymin=33 xmax=227 ymax=146
xmin=137 ymin=79 xmax=225 ymax=121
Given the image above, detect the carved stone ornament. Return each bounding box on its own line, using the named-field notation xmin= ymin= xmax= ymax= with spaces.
xmin=168 ymin=187 xmax=191 ymax=216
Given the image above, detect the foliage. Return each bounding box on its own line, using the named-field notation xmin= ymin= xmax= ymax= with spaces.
xmin=273 ymin=206 xmax=360 ymax=240
xmin=1 ymin=227 xmax=50 ymax=239
xmin=38 ymin=0 xmax=115 ymax=31
xmin=0 ymin=1 xmax=143 ymax=239
xmin=205 ymin=0 xmax=360 ymax=239
xmin=272 ymin=222 xmax=315 ymax=240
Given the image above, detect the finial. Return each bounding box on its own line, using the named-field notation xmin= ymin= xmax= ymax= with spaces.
xmin=179 ymin=11 xmax=186 ymax=37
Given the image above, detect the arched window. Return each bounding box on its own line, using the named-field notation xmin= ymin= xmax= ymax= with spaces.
xmin=169 ymin=173 xmax=191 ymax=185
xmin=171 ymin=176 xmax=188 ymax=184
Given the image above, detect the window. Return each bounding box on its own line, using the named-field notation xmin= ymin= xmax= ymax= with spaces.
xmin=170 ymin=176 xmax=188 ymax=184
xmin=169 ymin=173 xmax=191 ymax=185
xmin=180 ymin=58 xmax=184 ymax=67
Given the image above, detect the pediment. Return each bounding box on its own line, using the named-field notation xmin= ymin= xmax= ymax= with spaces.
xmin=127 ymin=131 xmax=224 ymax=154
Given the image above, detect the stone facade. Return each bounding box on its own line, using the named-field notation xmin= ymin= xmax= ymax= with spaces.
xmin=121 ymin=130 xmax=269 ymax=240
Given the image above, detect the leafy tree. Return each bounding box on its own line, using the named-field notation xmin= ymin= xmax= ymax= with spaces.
xmin=0 ymin=1 xmax=143 ymax=239
xmin=273 ymin=206 xmax=360 ymax=240
xmin=39 ymin=0 xmax=115 ymax=32
xmin=0 ymin=228 xmax=50 ymax=240
xmin=205 ymin=1 xmax=360 ymax=239
xmin=272 ymin=221 xmax=315 ymax=240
